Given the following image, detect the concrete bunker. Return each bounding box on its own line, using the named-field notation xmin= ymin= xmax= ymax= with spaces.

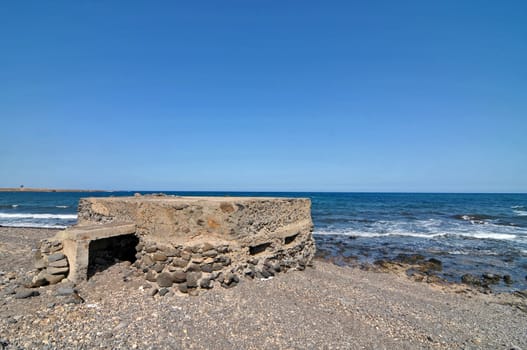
xmin=32 ymin=194 xmax=316 ymax=295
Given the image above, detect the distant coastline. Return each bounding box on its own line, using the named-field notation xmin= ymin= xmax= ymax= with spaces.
xmin=0 ymin=188 xmax=108 ymax=193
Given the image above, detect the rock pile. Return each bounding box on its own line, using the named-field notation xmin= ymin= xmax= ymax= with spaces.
xmin=29 ymin=239 xmax=69 ymax=287
xmin=134 ymin=237 xmax=314 ymax=296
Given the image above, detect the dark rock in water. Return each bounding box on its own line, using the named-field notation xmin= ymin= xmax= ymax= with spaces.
xmin=503 ymin=275 xmax=513 ymax=284
xmin=158 ymin=288 xmax=169 ymax=296
xmin=396 ymin=254 xmax=425 ymax=264
xmin=15 ymin=289 xmax=39 ymax=299
xmin=425 ymin=275 xmax=443 ymax=284
xmin=461 ymin=274 xmax=481 ymax=286
xmin=426 ymin=258 xmax=442 ymax=270
xmin=156 ymin=272 xmax=174 ymax=288
xmin=482 ymin=273 xmax=501 ymax=284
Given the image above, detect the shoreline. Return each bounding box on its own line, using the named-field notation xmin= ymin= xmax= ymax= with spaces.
xmin=1 ymin=226 xmax=526 ymax=349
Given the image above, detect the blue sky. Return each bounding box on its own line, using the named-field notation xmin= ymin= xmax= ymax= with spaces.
xmin=1 ymin=1 xmax=526 ymax=192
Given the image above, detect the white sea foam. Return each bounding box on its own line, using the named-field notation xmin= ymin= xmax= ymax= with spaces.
xmin=314 ymin=229 xmax=518 ymax=241
xmin=0 ymin=213 xmax=77 ymax=219
xmin=11 ymin=204 xmax=19 ymax=208
xmin=2 ymin=222 xmax=67 ymax=229
xmin=55 ymin=205 xmax=69 ymax=208
xmin=513 ymin=210 xmax=527 ymax=216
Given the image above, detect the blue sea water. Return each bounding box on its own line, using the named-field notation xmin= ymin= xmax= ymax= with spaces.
xmin=1 ymin=191 xmax=526 ymax=291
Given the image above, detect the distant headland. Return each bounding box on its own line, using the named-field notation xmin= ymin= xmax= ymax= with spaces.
xmin=0 ymin=188 xmax=108 ymax=192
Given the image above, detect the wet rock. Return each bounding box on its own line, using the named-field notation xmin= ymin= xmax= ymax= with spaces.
xmin=158 ymin=288 xmax=169 ymax=296
xmin=424 ymin=258 xmax=442 ymax=271
xmin=156 ymin=272 xmax=174 ymax=288
xmin=503 ymin=275 xmax=513 ymax=284
xmin=482 ymin=273 xmax=501 ymax=284
xmin=395 ymin=254 xmax=425 ymax=264
xmin=15 ymin=289 xmax=39 ymax=299
xmin=461 ymin=274 xmax=481 ymax=286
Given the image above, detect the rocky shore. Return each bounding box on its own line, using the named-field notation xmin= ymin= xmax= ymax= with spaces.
xmin=1 ymin=227 xmax=526 ymax=349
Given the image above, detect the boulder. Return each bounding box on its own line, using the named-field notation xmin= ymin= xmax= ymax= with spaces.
xmin=156 ymin=272 xmax=174 ymax=288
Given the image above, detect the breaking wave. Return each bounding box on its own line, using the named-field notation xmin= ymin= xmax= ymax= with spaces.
xmin=0 ymin=213 xmax=77 ymax=219
xmin=314 ymin=229 xmax=518 ymax=241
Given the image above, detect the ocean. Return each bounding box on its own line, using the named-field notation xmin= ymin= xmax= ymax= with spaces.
xmin=1 ymin=191 xmax=526 ymax=292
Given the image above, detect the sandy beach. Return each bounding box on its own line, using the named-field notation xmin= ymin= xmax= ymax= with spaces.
xmin=0 ymin=226 xmax=525 ymax=349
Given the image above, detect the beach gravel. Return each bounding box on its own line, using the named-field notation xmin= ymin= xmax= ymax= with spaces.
xmin=0 ymin=226 xmax=526 ymax=349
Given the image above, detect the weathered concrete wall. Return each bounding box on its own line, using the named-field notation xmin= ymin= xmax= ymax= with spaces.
xmin=77 ymin=194 xmax=315 ymax=294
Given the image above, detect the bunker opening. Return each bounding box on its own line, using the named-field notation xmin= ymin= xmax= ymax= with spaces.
xmin=249 ymin=242 xmax=272 ymax=255
xmin=284 ymin=233 xmax=299 ymax=245
xmin=88 ymin=234 xmax=139 ymax=279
